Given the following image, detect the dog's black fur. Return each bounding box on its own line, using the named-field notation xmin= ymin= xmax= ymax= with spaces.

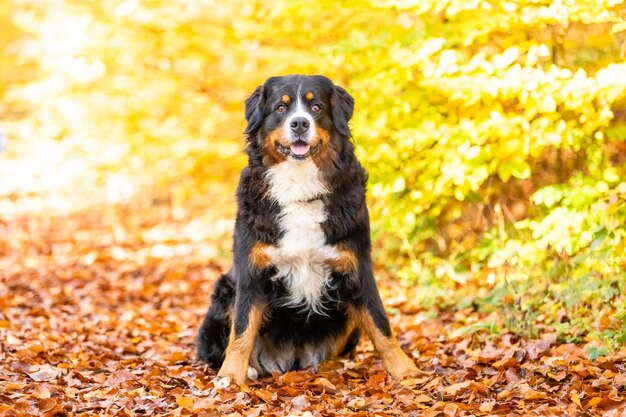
xmin=197 ymin=75 xmax=416 ymax=383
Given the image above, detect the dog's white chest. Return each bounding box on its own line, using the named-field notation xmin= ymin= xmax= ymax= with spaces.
xmin=265 ymin=161 xmax=335 ymax=313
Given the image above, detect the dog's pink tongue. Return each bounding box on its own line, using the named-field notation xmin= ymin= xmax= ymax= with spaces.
xmin=290 ymin=142 xmax=310 ymax=156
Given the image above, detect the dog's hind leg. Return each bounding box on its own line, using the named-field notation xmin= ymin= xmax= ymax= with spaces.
xmin=351 ymin=264 xmax=418 ymax=382
xmin=197 ymin=269 xmax=236 ymax=368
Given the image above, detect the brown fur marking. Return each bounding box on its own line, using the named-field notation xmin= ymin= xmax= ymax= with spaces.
xmin=262 ymin=127 xmax=288 ymax=166
xmin=250 ymin=242 xmax=272 ymax=270
xmin=218 ymin=304 xmax=264 ymax=385
xmin=350 ymin=307 xmax=418 ymax=381
xmin=326 ymin=245 xmax=358 ymax=275
xmin=282 ymin=94 xmax=290 ymax=103
xmin=305 ymin=91 xmax=314 ymax=100
xmin=311 ymin=128 xmax=333 ymax=169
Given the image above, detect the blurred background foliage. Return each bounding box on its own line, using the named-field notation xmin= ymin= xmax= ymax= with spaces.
xmin=1 ymin=0 xmax=625 ymax=345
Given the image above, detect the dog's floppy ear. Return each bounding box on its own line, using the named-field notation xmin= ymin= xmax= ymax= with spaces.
xmin=331 ymin=85 xmax=355 ymax=137
xmin=244 ymin=85 xmax=266 ymax=137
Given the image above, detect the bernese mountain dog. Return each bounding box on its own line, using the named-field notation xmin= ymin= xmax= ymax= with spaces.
xmin=197 ymin=75 xmax=418 ymax=385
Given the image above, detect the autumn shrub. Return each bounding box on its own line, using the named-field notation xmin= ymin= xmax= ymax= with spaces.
xmin=316 ymin=0 xmax=626 ymax=345
xmin=2 ymin=0 xmax=625 ymax=344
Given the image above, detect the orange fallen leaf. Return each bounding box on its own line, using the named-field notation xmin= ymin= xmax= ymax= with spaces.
xmin=254 ymin=389 xmax=277 ymax=404
xmin=105 ymin=369 xmax=136 ymax=387
xmin=399 ymin=376 xmax=430 ymax=387
xmin=443 ymin=402 xmax=459 ymax=417
xmin=444 ymin=381 xmax=471 ymax=396
xmin=37 ymin=399 xmax=57 ymax=413
xmin=414 ymin=394 xmax=433 ymax=403
xmin=27 ymin=365 xmax=61 ymax=382
xmin=505 ymin=368 xmax=521 ymax=383
xmin=176 ymin=396 xmax=194 ymax=410
xmin=31 ymin=384 xmax=51 ymax=399
xmin=290 ymin=395 xmax=311 ymax=411
xmin=346 ymin=397 xmax=366 ymax=410
xmin=479 ymin=401 xmax=494 ymax=412
xmin=366 ymin=371 xmax=387 ymax=388
xmin=313 ymin=377 xmax=336 ymax=392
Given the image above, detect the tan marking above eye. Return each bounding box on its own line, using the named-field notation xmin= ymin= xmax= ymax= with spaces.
xmin=305 ymin=91 xmax=314 ymax=100
xmin=282 ymin=94 xmax=290 ymax=103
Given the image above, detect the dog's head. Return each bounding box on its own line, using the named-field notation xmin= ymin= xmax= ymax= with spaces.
xmin=243 ymin=75 xmax=354 ymax=166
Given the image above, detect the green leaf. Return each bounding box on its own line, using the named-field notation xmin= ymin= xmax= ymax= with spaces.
xmin=585 ymin=345 xmax=608 ymax=361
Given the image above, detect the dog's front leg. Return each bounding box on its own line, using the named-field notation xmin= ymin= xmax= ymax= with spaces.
xmin=351 ymin=266 xmax=418 ymax=381
xmin=216 ymin=281 xmax=264 ymax=386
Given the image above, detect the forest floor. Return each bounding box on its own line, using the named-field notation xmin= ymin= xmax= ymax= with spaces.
xmin=1 ymin=196 xmax=626 ymax=417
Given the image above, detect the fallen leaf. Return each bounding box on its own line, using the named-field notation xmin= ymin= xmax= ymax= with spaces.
xmin=176 ymin=396 xmax=194 ymax=410
xmin=346 ymin=397 xmax=366 ymax=409
xmin=36 ymin=399 xmax=56 ymax=413
xmin=443 ymin=402 xmax=459 ymax=416
xmin=505 ymin=369 xmax=521 ymax=384
xmin=31 ymin=384 xmax=51 ymax=399
xmin=27 ymin=365 xmax=60 ymax=382
xmin=479 ymin=401 xmax=494 ymax=412
xmin=105 ymin=369 xmax=136 ymax=387
xmin=366 ymin=371 xmax=387 ymax=388
xmin=290 ymin=395 xmax=310 ymax=412
xmin=254 ymin=389 xmax=276 ymax=404
xmin=444 ymin=381 xmax=471 ymax=396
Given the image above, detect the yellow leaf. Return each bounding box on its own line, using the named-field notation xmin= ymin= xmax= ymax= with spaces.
xmin=444 ymin=380 xmax=471 ymax=396
xmin=479 ymin=401 xmax=494 ymax=412
xmin=176 ymin=396 xmax=194 ymax=410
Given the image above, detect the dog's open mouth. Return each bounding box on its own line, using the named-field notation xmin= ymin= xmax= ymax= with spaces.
xmin=277 ymin=140 xmax=311 ymax=160
xmin=290 ymin=141 xmax=310 ymax=157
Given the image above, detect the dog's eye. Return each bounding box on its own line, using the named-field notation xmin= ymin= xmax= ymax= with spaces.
xmin=277 ymin=105 xmax=286 ymax=113
xmin=311 ymin=105 xmax=321 ymax=113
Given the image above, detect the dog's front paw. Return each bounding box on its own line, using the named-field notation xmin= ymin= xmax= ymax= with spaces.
xmin=213 ymin=375 xmax=233 ymax=388
xmin=386 ymin=352 xmax=419 ymax=382
xmin=214 ymin=369 xmax=247 ymax=387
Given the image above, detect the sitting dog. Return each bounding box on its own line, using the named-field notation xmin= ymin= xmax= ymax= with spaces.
xmin=197 ymin=75 xmax=418 ymax=384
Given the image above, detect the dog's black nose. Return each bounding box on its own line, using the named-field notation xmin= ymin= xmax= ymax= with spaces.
xmin=290 ymin=117 xmax=310 ymax=134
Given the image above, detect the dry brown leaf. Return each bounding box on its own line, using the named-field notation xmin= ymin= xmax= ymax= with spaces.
xmin=346 ymin=397 xmax=366 ymax=410
xmin=414 ymin=394 xmax=433 ymax=403
xmin=478 ymin=401 xmax=494 ymax=412
xmin=444 ymin=381 xmax=471 ymax=396
xmin=505 ymin=369 xmax=521 ymax=384
xmin=254 ymin=389 xmax=277 ymax=404
xmin=290 ymin=395 xmax=310 ymax=412
xmin=105 ymin=369 xmax=136 ymax=387
xmin=27 ymin=365 xmax=60 ymax=382
xmin=366 ymin=371 xmax=387 ymax=388
xmin=2 ymin=205 xmax=624 ymax=417
xmin=36 ymin=399 xmax=56 ymax=413
xmin=443 ymin=402 xmax=459 ymax=417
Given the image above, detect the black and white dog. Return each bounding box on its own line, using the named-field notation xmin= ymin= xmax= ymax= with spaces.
xmin=197 ymin=75 xmax=417 ymax=384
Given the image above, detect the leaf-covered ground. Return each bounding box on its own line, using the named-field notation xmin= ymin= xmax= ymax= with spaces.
xmin=1 ymin=202 xmax=626 ymax=417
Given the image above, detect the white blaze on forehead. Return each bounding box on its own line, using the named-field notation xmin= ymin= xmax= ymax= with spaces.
xmin=285 ymin=84 xmax=315 ymax=142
